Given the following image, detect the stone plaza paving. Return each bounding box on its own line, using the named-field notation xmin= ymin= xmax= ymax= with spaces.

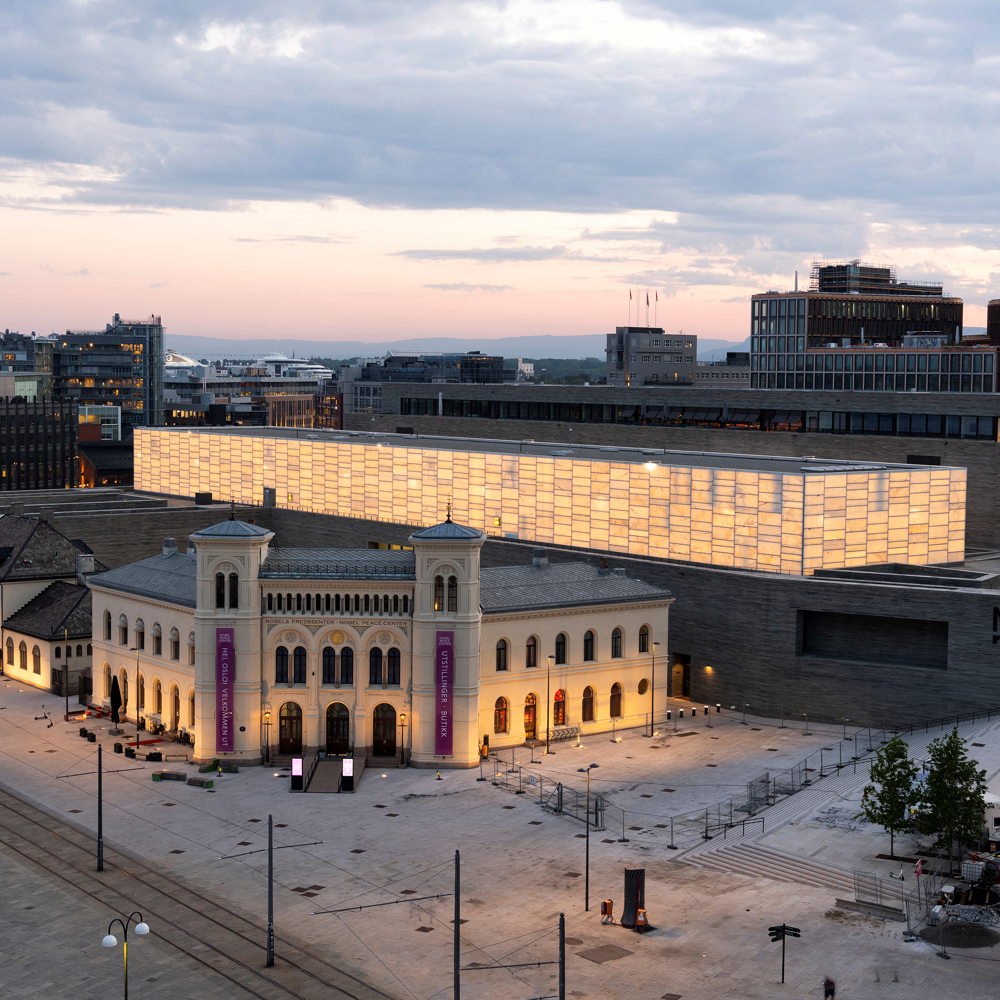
xmin=3 ymin=675 xmax=1000 ymax=999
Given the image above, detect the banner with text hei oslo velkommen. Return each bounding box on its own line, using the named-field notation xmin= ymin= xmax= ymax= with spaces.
xmin=216 ymin=628 xmax=235 ymax=752
xmin=435 ymin=631 xmax=454 ymax=756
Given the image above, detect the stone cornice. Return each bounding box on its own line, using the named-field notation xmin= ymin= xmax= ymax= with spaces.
xmin=484 ymin=599 xmax=672 ymax=624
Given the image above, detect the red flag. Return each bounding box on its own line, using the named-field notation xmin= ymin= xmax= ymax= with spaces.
xmin=915 ymin=859 xmax=922 ymax=878
xmin=646 ymin=293 xmax=649 ymax=306
xmin=629 ymin=289 xmax=632 ymax=299
xmin=656 ymin=290 xmax=658 ymax=302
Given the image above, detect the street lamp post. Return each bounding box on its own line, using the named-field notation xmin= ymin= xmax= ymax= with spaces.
xmin=263 ymin=710 xmax=271 ymax=764
xmin=63 ymin=627 xmax=69 ymax=724
xmin=102 ymin=911 xmax=150 ymax=999
xmin=577 ymin=763 xmax=599 ymax=911
xmin=546 ymin=654 xmax=554 ymax=756
xmin=649 ymin=641 xmax=660 ymax=737
xmin=399 ymin=713 xmax=407 ymax=767
xmin=128 ymin=646 xmax=140 ymax=747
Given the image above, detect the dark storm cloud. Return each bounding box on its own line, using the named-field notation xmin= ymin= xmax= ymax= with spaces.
xmin=3 ymin=0 xmax=1000 ymax=268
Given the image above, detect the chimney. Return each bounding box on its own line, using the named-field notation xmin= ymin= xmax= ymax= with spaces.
xmin=162 ymin=537 xmax=177 ymax=557
xmin=598 ymin=556 xmax=610 ymax=577
xmin=611 ymin=567 xmax=626 ymax=577
xmin=187 ymin=540 xmax=197 ymax=555
xmin=76 ymin=553 xmax=95 ymax=586
xmin=532 ymin=548 xmax=548 ymax=567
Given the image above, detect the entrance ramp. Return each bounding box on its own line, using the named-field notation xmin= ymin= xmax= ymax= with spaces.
xmin=308 ymin=758 xmax=343 ymax=793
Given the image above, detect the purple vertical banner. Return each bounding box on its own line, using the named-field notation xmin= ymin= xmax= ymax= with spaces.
xmin=435 ymin=630 xmax=454 ymax=757
xmin=216 ymin=628 xmax=235 ymax=752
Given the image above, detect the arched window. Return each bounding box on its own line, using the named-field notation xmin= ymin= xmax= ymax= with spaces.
xmin=215 ymin=573 xmax=225 ymax=608
xmin=322 ymin=647 xmax=336 ymax=684
xmin=364 ymin=593 xmax=370 ymax=614
xmin=55 ymin=646 xmax=62 ymax=660
xmin=371 ymin=594 xmax=379 ymax=614
xmin=296 ymin=593 xmax=303 ymax=612
xmin=152 ymin=623 xmax=162 ymax=656
xmin=583 ymin=630 xmax=595 ymax=661
xmin=403 ymin=595 xmax=410 ymax=613
xmin=293 ymin=646 xmax=306 ymax=684
xmin=383 ymin=594 xmax=390 ymax=613
xmin=340 ymin=647 xmax=354 ymax=685
xmin=229 ymin=573 xmax=239 ymax=609
xmin=525 ymin=636 xmax=537 ymax=669
xmin=275 ymin=646 xmax=289 ymax=684
xmin=610 ymin=682 xmax=622 ymax=718
xmin=135 ymin=619 xmax=145 ymax=651
xmin=447 ymin=575 xmax=458 ymax=612
xmin=582 ymin=686 xmax=595 ymax=722
xmin=170 ymin=628 xmax=180 ymax=661
xmin=553 ymin=689 xmax=565 ymax=726
xmin=188 ymin=632 xmax=196 ymax=665
xmin=434 ymin=576 xmax=444 ymax=611
xmin=6 ymin=637 xmax=13 ymax=664
xmin=524 ymin=693 xmax=537 ymax=740
xmin=393 ymin=594 xmax=399 ymax=613
xmin=76 ymin=644 xmax=83 ymax=657
xmin=118 ymin=614 xmax=128 ymax=646
xmin=639 ymin=625 xmax=649 ymax=653
xmin=138 ymin=674 xmax=145 ymax=710
xmin=306 ymin=593 xmax=313 ymax=613
xmin=104 ymin=610 xmax=112 ymax=641
xmin=496 ymin=639 xmax=508 ymax=672
xmin=267 ymin=593 xmax=274 ymax=611
xmin=387 ymin=648 xmax=400 ymax=685
xmin=155 ymin=680 xmax=162 ymax=714
xmin=369 ymin=647 xmax=383 ymax=685
xmin=276 ymin=593 xmax=283 ymax=611
xmin=67 ymin=645 xmax=74 ymax=659
xmin=354 ymin=594 xmax=361 ymax=613
xmin=32 ymin=645 xmax=41 ymax=674
xmin=555 ymin=633 xmax=566 ymax=664
xmin=494 ymin=697 xmax=508 ymax=734
xmin=120 ymin=671 xmax=128 ymax=710
xmin=611 ymin=628 xmax=622 ymax=658
xmin=287 ymin=593 xmax=293 ymax=611
xmin=18 ymin=641 xmax=27 ymax=670
xmin=104 ymin=664 xmax=111 ymax=694
xmin=87 ymin=644 xmax=92 ymax=655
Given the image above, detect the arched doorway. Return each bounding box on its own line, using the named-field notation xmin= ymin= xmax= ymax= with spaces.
xmin=279 ymin=702 xmax=303 ymax=754
xmin=372 ymin=703 xmax=396 ymax=757
xmin=326 ymin=702 xmax=350 ymax=755
xmin=524 ymin=693 xmax=537 ymax=740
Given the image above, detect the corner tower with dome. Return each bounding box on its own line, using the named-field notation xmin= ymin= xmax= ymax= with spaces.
xmin=88 ymin=514 xmax=672 ymax=770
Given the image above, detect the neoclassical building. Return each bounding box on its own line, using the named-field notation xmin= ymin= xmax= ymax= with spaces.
xmin=89 ymin=516 xmax=673 ymax=767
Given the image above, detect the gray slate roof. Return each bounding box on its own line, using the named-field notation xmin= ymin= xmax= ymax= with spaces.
xmin=0 ymin=515 xmax=108 ymax=582
xmin=410 ymin=520 xmax=484 ymax=540
xmin=262 ymin=549 xmax=415 ymax=580
xmin=191 ymin=518 xmax=272 ymax=538
xmin=480 ymin=563 xmax=671 ymax=613
xmin=3 ymin=581 xmax=93 ymax=640
xmin=89 ymin=551 xmax=197 ymax=607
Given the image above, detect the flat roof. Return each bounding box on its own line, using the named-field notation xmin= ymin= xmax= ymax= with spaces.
xmin=145 ymin=425 xmax=954 ymax=475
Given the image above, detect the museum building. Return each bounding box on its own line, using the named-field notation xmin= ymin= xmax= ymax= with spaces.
xmin=88 ymin=515 xmax=673 ymax=767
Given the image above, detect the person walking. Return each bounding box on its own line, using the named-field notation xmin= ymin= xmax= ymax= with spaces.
xmin=823 ymin=977 xmax=836 ymax=998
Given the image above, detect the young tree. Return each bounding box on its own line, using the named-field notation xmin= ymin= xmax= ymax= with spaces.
xmin=857 ymin=736 xmax=918 ymax=858
xmin=917 ymin=727 xmax=989 ymax=873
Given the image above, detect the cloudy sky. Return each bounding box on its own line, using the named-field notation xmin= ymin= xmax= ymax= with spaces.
xmin=1 ymin=0 xmax=997 ymax=344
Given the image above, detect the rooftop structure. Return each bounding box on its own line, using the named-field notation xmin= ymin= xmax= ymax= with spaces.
xmin=135 ymin=426 xmax=966 ymax=575
xmin=605 ymin=327 xmax=697 ymax=386
xmin=810 ymin=259 xmax=945 ymax=298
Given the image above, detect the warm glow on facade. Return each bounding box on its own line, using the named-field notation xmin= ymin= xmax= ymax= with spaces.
xmin=136 ymin=428 xmax=966 ymax=573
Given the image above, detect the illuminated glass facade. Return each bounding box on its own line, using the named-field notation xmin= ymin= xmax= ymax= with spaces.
xmin=136 ymin=428 xmax=967 ymax=574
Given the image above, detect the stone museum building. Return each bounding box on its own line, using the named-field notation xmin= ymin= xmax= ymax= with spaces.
xmin=88 ymin=515 xmax=672 ymax=767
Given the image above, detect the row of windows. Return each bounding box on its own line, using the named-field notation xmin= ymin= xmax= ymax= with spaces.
xmin=751 ymin=371 xmax=996 ymax=394
xmin=103 ymin=666 xmax=194 ymax=727
xmin=434 ymin=576 xmax=458 ymax=613
xmin=265 ymin=592 xmax=410 ymax=614
xmin=493 ymin=683 xmax=631 ymax=733
xmin=6 ymin=638 xmax=41 ymax=673
xmin=496 ymin=626 xmax=651 ymax=671
xmin=752 ymin=350 xmax=995 ymax=374
xmin=752 ymin=297 xmax=953 ymax=321
xmin=275 ymin=645 xmax=400 ymax=686
xmin=104 ymin=611 xmax=190 ymax=662
xmin=54 ymin=644 xmax=89 ymax=659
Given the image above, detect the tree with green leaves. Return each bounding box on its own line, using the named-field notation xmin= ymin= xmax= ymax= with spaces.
xmin=857 ymin=736 xmax=918 ymax=858
xmin=917 ymin=727 xmax=989 ymax=873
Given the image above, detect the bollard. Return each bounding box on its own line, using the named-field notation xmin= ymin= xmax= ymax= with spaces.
xmin=668 ymin=815 xmax=676 ymax=849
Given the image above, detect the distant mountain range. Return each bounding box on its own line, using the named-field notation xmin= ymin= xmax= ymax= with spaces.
xmin=164 ymin=333 xmax=750 ymax=362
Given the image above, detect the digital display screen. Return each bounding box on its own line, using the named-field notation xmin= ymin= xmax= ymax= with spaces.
xmin=291 ymin=757 xmax=303 ymax=777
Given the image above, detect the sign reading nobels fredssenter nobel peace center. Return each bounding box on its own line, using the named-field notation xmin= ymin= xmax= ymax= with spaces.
xmin=135 ymin=427 xmax=967 ymax=574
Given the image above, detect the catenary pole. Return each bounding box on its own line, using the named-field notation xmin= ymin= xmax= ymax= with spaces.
xmin=559 ymin=912 xmax=566 ymax=1000
xmin=454 ymin=850 xmax=460 ymax=999
xmin=97 ymin=742 xmax=104 ymax=871
xmin=267 ymin=814 xmax=274 ymax=967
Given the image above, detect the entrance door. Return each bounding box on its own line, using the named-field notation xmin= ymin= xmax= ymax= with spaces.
xmin=279 ymin=702 xmax=303 ymax=754
xmin=671 ymin=654 xmax=691 ymax=700
xmin=326 ymin=702 xmax=350 ymax=755
xmin=524 ymin=693 xmax=536 ymax=740
xmin=373 ymin=704 xmax=396 ymax=756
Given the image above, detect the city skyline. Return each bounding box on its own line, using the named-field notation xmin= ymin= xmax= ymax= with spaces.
xmin=0 ymin=3 xmax=996 ymax=341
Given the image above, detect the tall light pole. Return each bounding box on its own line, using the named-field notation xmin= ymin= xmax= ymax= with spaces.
xmin=577 ymin=763 xmax=599 ymax=911
xmin=102 ymin=910 xmax=149 ymax=999
xmin=399 ymin=713 xmax=407 ymax=768
xmin=546 ymin=655 xmax=554 ymax=756
xmin=649 ymin=640 xmax=660 ymax=737
xmin=128 ymin=646 xmax=140 ymax=747
xmin=263 ymin=710 xmax=271 ymax=764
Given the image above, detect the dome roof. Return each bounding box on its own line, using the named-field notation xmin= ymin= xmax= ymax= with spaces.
xmin=410 ymin=520 xmax=485 ymax=540
xmin=190 ymin=518 xmax=272 ymax=539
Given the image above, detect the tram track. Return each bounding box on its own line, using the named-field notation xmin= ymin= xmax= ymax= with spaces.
xmin=0 ymin=787 xmax=397 ymax=1000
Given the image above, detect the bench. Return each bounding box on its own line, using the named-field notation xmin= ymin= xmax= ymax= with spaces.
xmin=549 ymin=726 xmax=580 ymax=743
xmin=198 ymin=759 xmax=220 ymax=774
xmin=187 ymin=776 xmax=214 ymax=788
xmin=152 ymin=770 xmax=188 ymax=782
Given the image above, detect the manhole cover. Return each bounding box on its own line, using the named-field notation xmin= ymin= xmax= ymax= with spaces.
xmin=920 ymin=923 xmax=1000 ymax=949
xmin=577 ymin=944 xmax=634 ymax=964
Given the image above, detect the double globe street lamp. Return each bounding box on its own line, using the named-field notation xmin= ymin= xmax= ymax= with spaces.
xmin=102 ymin=911 xmax=150 ymax=999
